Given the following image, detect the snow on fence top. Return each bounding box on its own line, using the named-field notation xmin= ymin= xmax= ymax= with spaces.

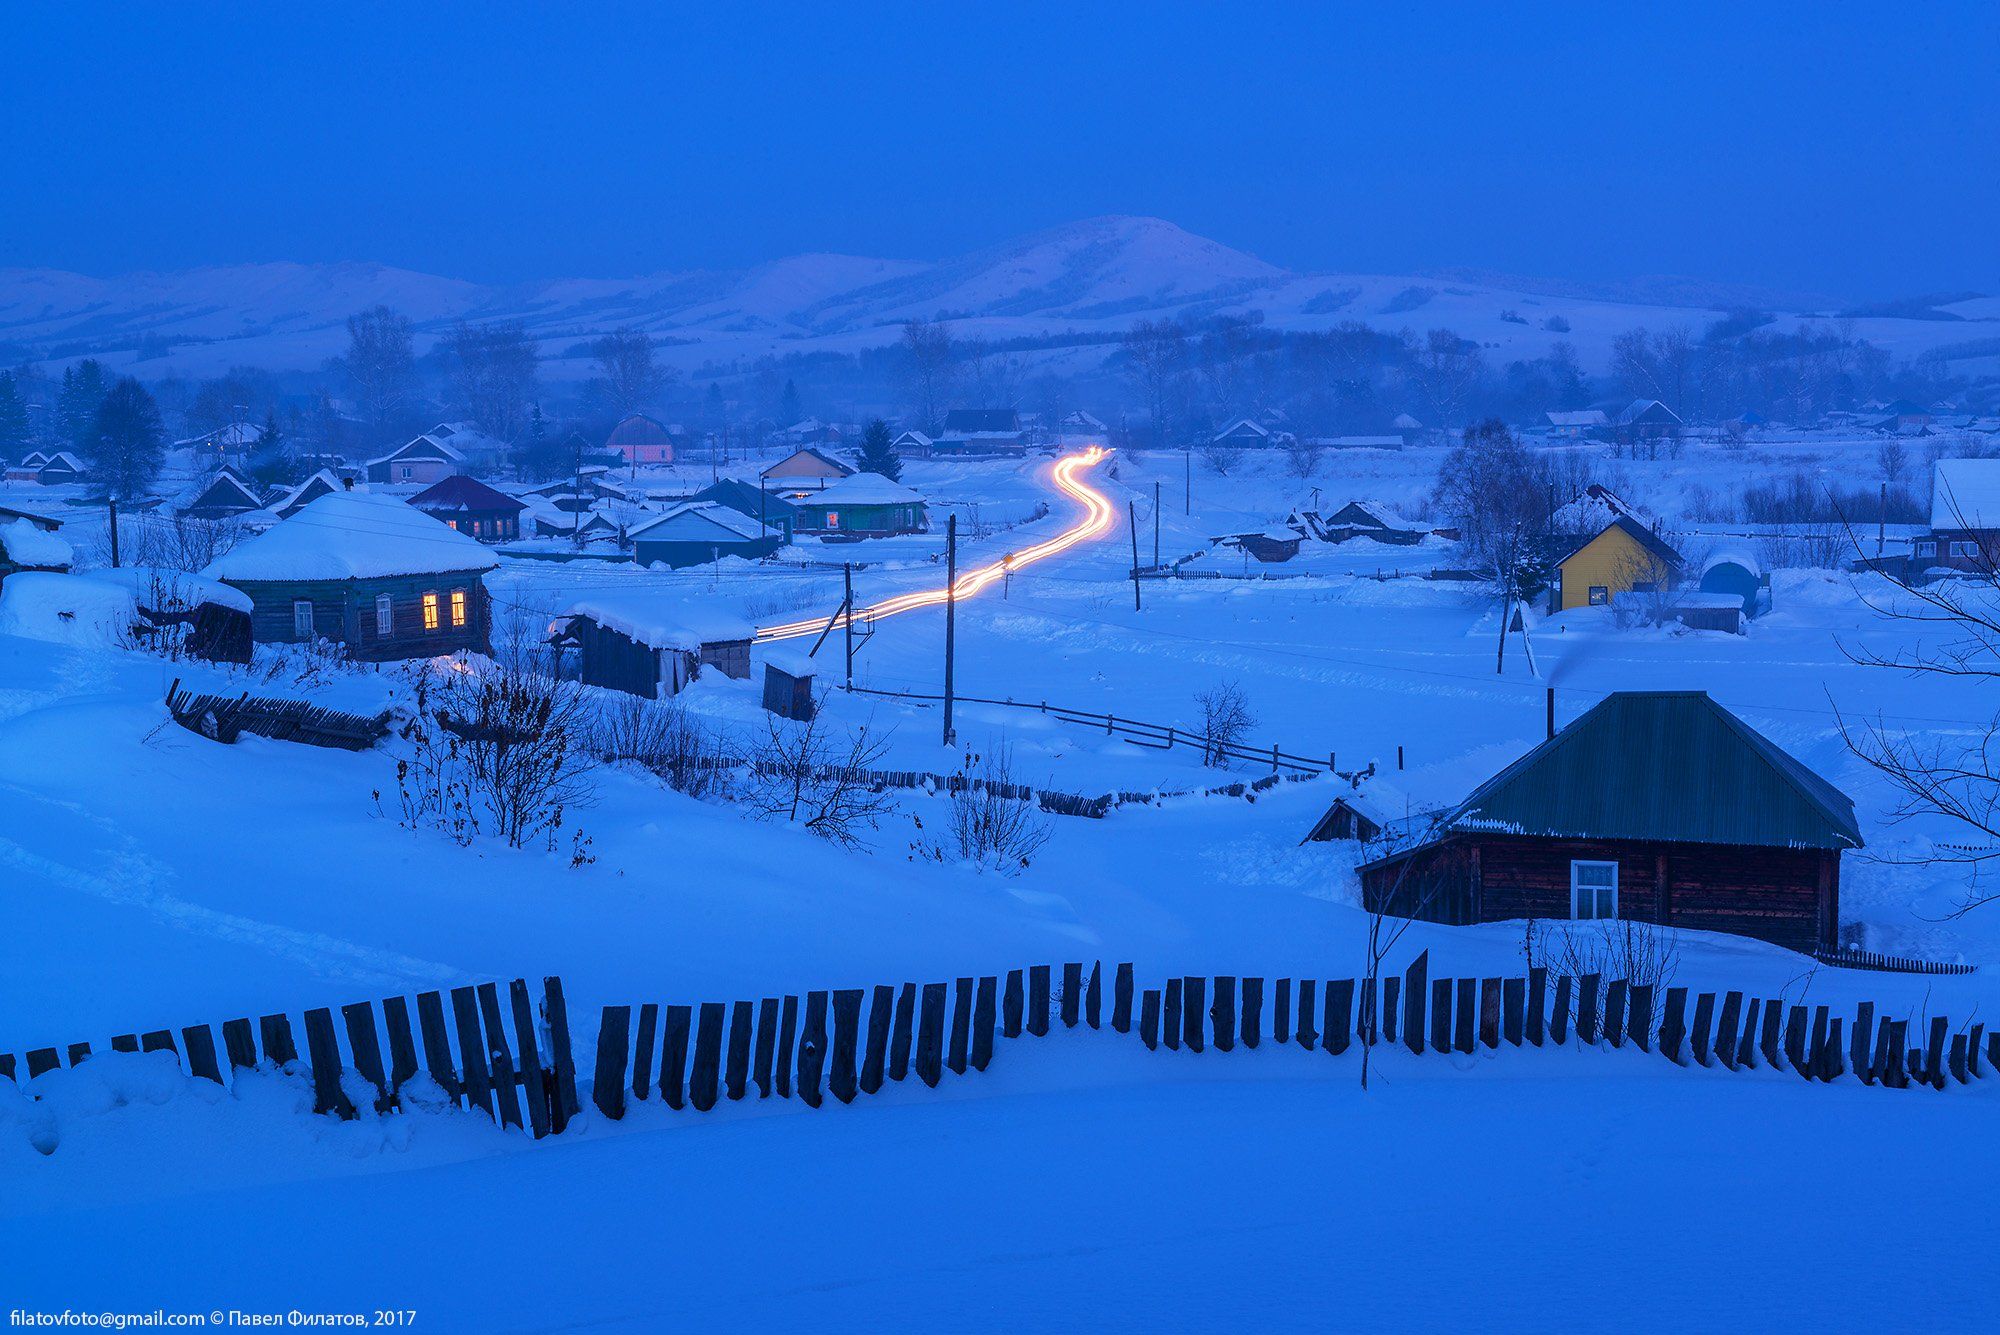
xmin=566 ymin=591 xmax=757 ymax=651
xmin=203 ymin=491 xmax=501 ymax=583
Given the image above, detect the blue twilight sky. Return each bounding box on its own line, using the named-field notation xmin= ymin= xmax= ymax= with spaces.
xmin=6 ymin=2 xmax=1996 ymax=299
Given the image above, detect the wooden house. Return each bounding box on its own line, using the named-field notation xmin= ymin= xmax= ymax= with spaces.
xmin=5 ymin=451 xmax=50 ymax=483
xmin=891 ymin=429 xmax=933 ymax=457
xmin=203 ymin=491 xmax=498 ymax=660
xmin=408 ymin=474 xmax=526 ymax=543
xmin=760 ymin=447 xmax=853 ymax=499
xmin=268 ymin=469 xmax=344 ymax=520
xmin=558 ymin=593 xmax=755 ymax=699
xmin=790 ymin=473 xmax=928 ymax=538
xmin=1355 ymin=691 xmax=1861 ymax=954
xmin=1617 ymin=399 xmax=1683 ymax=442
xmin=1913 ymin=458 xmax=2000 ymax=575
xmin=1210 ymin=418 xmax=1276 ymax=448
xmin=1290 ymin=499 xmax=1423 ymax=546
xmin=33 ymin=451 xmax=86 ymax=486
xmin=690 ymin=477 xmax=797 ymax=542
xmin=180 ymin=465 xmax=266 ymax=521
xmin=631 ymin=502 xmax=782 ymax=568
xmin=365 ymin=432 xmax=465 ymax=485
xmin=1545 ymin=409 xmax=1609 ymax=438
xmin=1548 ymin=517 xmax=1681 ymax=612
xmin=606 ymin=414 xmax=676 ymax=466
xmin=934 ymin=409 xmax=1027 ymax=456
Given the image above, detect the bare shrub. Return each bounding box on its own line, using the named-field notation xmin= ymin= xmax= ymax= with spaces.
xmin=746 ymin=698 xmax=893 ymax=850
xmin=1199 ymin=442 xmax=1236 ymax=475
xmin=129 ymin=513 xmax=243 ymax=572
xmin=1195 ymin=680 xmax=1256 ymax=767
xmin=913 ymin=746 xmax=1053 ymax=874
xmin=1283 ymin=437 xmax=1324 ymax=482
xmin=1523 ymin=916 xmax=1680 ymax=992
xmin=589 ymin=695 xmax=734 ymax=799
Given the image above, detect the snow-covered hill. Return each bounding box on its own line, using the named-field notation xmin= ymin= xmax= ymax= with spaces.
xmin=2 ymin=216 xmax=1992 ymax=380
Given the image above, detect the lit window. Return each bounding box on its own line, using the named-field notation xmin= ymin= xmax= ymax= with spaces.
xmin=422 ymin=592 xmax=440 ymax=631
xmin=1588 ymin=585 xmax=1609 ymax=606
xmin=292 ymin=599 xmax=315 ymax=638
xmin=826 ymin=511 xmax=840 ymax=530
xmin=1571 ymin=861 xmax=1619 ymax=920
xmin=375 ymin=594 xmax=393 ymax=637
xmin=450 ymin=590 xmax=467 ymax=628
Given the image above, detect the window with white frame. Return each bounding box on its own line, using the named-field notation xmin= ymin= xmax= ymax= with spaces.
xmin=375 ymin=593 xmax=394 ymax=637
xmin=292 ymin=599 xmax=315 ymax=638
xmin=1570 ymin=860 xmax=1618 ymax=919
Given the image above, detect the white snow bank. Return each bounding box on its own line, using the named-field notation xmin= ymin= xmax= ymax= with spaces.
xmin=0 ymin=518 xmax=73 ymax=569
xmin=78 ymin=565 xmax=253 ymax=613
xmin=567 ymin=590 xmax=757 ymax=650
xmin=203 ymin=491 xmax=500 ymax=582
xmin=0 ymin=572 xmax=138 ymax=646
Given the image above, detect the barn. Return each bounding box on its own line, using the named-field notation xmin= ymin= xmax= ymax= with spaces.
xmin=1355 ymin=691 xmax=1861 ymax=955
xmin=203 ymin=491 xmax=498 ymax=660
xmin=556 ymin=592 xmax=755 ymax=699
xmin=606 ymin=414 xmax=677 ymax=466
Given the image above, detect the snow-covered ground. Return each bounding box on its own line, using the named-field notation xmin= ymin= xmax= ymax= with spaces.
xmin=5 ymin=436 xmax=1999 ymax=1326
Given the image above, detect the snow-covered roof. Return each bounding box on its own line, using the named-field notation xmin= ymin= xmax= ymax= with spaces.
xmin=1700 ymin=547 xmax=1763 ymax=579
xmin=0 ymin=572 xmax=137 ymax=646
xmin=1618 ymin=399 xmax=1681 ymax=427
xmin=798 ymin=472 xmax=925 ymax=506
xmin=1551 ymin=484 xmax=1652 ymax=534
xmin=1931 ymin=458 xmax=2000 ymax=530
xmin=269 ymin=468 xmax=344 ymax=516
xmin=630 ymin=501 xmax=776 ymax=544
xmin=0 ymin=518 xmax=74 ymax=569
xmin=892 ymin=430 xmax=933 ymax=447
xmin=566 ymin=591 xmax=756 ymax=651
xmin=762 ymin=647 xmax=821 ymax=677
xmin=367 ymin=433 xmax=467 ymax=467
xmin=1213 ymin=418 xmax=1269 ymax=440
xmin=1391 ymin=413 xmax=1423 ymax=430
xmin=203 ymin=492 xmax=500 ymax=583
xmin=79 ymin=566 xmax=253 ymax=613
xmin=40 ymin=450 xmax=85 ymax=471
xmin=1546 ymin=410 xmax=1609 ymax=428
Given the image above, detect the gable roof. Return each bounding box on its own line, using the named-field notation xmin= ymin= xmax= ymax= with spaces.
xmin=1546 ymin=409 xmax=1609 ymax=429
xmin=367 ymin=433 xmax=467 ymax=467
xmin=1419 ymin=691 xmax=1860 ymax=852
xmin=630 ymin=501 xmax=777 ymax=544
xmin=40 ymin=451 xmax=85 ymax=472
xmin=942 ymin=408 xmax=1020 ymax=434
xmin=795 ymin=472 xmax=925 ymax=506
xmin=183 ymin=469 xmax=265 ymax=512
xmin=204 ymin=492 xmax=499 ymax=582
xmin=761 ymin=446 xmax=853 ymax=479
xmin=269 ymin=469 xmax=343 ymax=518
xmin=693 ymin=476 xmax=797 ymax=520
xmin=1555 ymin=515 xmax=1681 ymax=570
xmin=1930 ymin=458 xmax=2000 ymax=530
xmin=1619 ymin=399 xmax=1682 ymax=427
xmin=408 ymin=473 xmax=526 ymax=515
xmin=1213 ymin=418 xmax=1270 ymax=440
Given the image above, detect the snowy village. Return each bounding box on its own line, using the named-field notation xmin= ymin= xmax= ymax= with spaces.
xmin=3 ymin=7 xmax=1997 ymax=1331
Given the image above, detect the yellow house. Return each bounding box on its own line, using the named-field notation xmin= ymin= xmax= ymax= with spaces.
xmin=1549 ymin=517 xmax=1681 ymax=612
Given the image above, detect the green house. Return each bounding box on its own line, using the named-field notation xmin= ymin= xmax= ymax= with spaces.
xmin=791 ymin=473 xmax=928 ymax=538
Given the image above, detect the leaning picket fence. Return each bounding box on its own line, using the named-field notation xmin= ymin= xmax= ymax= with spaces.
xmin=6 ymin=956 xmax=1991 ymax=1151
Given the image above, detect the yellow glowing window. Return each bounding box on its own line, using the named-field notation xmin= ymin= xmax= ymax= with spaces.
xmin=422 ymin=592 xmax=440 ymax=631
xmin=450 ymin=590 xmax=467 ymax=628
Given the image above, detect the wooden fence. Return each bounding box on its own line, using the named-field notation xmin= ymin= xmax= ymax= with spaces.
xmin=165 ymin=679 xmax=391 ymax=751
xmin=1812 ymin=946 xmax=1978 ymax=977
xmin=846 ymin=685 xmax=1342 ymax=775
xmin=747 ymin=759 xmax=1316 ymax=820
xmin=0 ymin=977 xmax=581 ymax=1139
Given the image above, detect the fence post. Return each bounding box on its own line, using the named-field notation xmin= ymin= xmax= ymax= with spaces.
xmin=1140 ymin=990 xmax=1161 ymax=1050
xmin=1029 ymin=966 xmax=1052 ymax=1037
xmin=830 ymin=990 xmax=863 ymax=1102
xmin=1549 ymin=976 xmax=1571 ymax=1045
xmin=948 ymin=978 xmax=973 ymax=1075
xmin=1577 ymin=974 xmax=1601 ymax=1045
xmin=914 ymin=983 xmax=947 ymax=1087
xmin=1003 ymin=970 xmax=1025 ymax=1038
xmin=1628 ymin=983 xmax=1653 ymax=1054
xmin=1403 ymin=953 xmax=1428 ymax=1054
xmin=772 ymin=997 xmax=797 ymax=1099
xmin=1240 ymin=976 xmax=1263 ymax=1049
xmin=1112 ymin=963 xmax=1133 ymax=1033
xmin=1714 ymin=992 xmax=1742 ymax=1070
xmin=1086 ymin=962 xmax=1103 ymax=1030
xmin=797 ymin=992 xmax=829 ymax=1107
xmin=1429 ymin=977 xmax=1451 ymax=1053
xmin=888 ymin=984 xmax=914 ymax=1081
xmin=1478 ymin=979 xmax=1501 ymax=1049
xmin=860 ymin=987 xmax=893 ymax=1094
xmin=1212 ymin=977 xmax=1236 ymax=1053
xmin=756 ymin=997 xmax=783 ymax=1098
xmin=1295 ymin=979 xmax=1318 ymax=1049
xmin=1163 ymin=979 xmax=1183 ymax=1051
xmin=1061 ymin=963 xmax=1083 ymax=1028
xmin=971 ymin=976 xmax=997 ymax=1071
xmin=1851 ymin=1002 xmax=1875 ymax=1082
xmin=1326 ymin=980 xmax=1354 ymax=1056
xmin=1275 ymin=978 xmax=1293 ymax=1045
xmin=1502 ymin=978 xmax=1525 ymax=1047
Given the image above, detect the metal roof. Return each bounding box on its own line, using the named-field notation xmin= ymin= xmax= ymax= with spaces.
xmin=1441 ymin=691 xmax=1861 ymax=850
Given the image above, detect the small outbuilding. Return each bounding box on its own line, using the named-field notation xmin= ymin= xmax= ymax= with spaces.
xmin=761 ymin=649 xmax=819 ymax=721
xmin=33 ymin=451 xmax=86 ymax=486
xmin=791 ymin=473 xmax=928 ymax=538
xmin=557 ymin=592 xmax=755 ymax=699
xmin=408 ymin=474 xmax=526 ymax=543
xmin=1698 ymin=548 xmax=1768 ymax=618
xmin=1548 ymin=517 xmax=1681 ymax=613
xmin=630 ymin=502 xmax=783 ymax=568
xmin=1355 ymin=691 xmax=1861 ymax=955
xmin=203 ymin=491 xmax=498 ymax=660
xmin=80 ymin=567 xmax=255 ymax=662
xmin=180 ymin=465 xmax=266 ymax=521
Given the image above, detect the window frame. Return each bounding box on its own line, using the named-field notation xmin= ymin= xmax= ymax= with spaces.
xmin=292 ymin=598 xmax=315 ymax=638
xmin=449 ymin=589 xmax=468 ymax=628
xmin=374 ymin=593 xmax=394 ymax=638
xmin=1587 ymin=585 xmax=1610 ymax=606
xmin=1570 ymin=859 xmax=1619 ymax=920
xmin=421 ymin=591 xmax=440 ymax=632
xmin=825 ymin=510 xmax=840 ymax=530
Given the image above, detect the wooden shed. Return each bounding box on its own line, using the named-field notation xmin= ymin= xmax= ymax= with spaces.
xmin=1548 ymin=517 xmax=1681 ymax=613
xmin=1356 ymin=692 xmax=1861 ymax=955
xmin=559 ymin=592 xmax=755 ymax=699
xmin=202 ymin=491 xmax=497 ymax=660
xmin=761 ymin=650 xmax=818 ymax=720
xmin=629 ymin=502 xmax=783 ymax=568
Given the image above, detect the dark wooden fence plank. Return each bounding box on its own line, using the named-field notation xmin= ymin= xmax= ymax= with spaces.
xmin=727 ymin=1000 xmax=756 ymax=1101
xmin=222 ymin=1018 xmax=257 ymax=1071
xmin=1577 ymin=974 xmax=1601 ymax=1045
xmin=1759 ymin=998 xmax=1783 ymax=1069
xmin=258 ymin=1015 xmax=297 ymax=1066
xmin=1356 ymin=978 xmax=1377 ymax=1047
xmin=754 ymin=997 xmax=781 ymax=1098
xmin=1403 ymin=953 xmax=1428 ymax=1054
xmin=1452 ymin=979 xmax=1474 ymax=1055
xmin=341 ymin=1002 xmax=392 ymax=1110
xmin=303 ymin=1007 xmax=354 ymax=1120
xmin=659 ymin=1005 xmax=691 ymax=1108
xmin=1061 ymin=962 xmax=1083 ymax=1028
xmin=1736 ymin=998 xmax=1761 ymax=1069
xmin=1163 ymin=978 xmax=1183 ymax=1051
xmin=542 ymin=977 xmax=581 ymax=1127
xmin=1659 ymin=987 xmax=1687 ymax=1064
xmin=1429 ymin=977 xmax=1451 ymax=1053
xmin=1783 ymin=1006 xmax=1809 ymax=1073
xmin=888 ymin=984 xmax=914 ymax=1082
xmin=1478 ymin=978 xmax=1501 ymax=1050
xmin=416 ymin=992 xmax=459 ymax=1101
xmin=1629 ymin=984 xmax=1654 ymax=1054
xmin=1212 ymin=976 xmax=1236 ymax=1053
xmin=1140 ymin=989 xmax=1161 ymax=1050
xmin=1029 ymin=965 xmax=1052 ymax=1037
xmin=111 ymin=1034 xmax=140 ymax=1053
xmin=1549 ymin=976 xmax=1571 ymax=1046
xmin=797 ymin=992 xmax=829 ymax=1107
xmin=477 ymin=984 xmax=525 ymax=1131
xmin=141 ymin=1030 xmax=177 ymax=1056
xmin=1086 ymin=962 xmax=1103 ymax=1029
xmin=631 ymin=1004 xmax=659 ymax=1100
xmin=1113 ymin=963 xmax=1134 ymax=1033
xmin=1714 ymin=992 xmax=1742 ymax=1071
xmin=507 ymin=980 xmax=549 ymax=1138
xmin=179 ymin=1025 xmax=222 ymax=1084
xmin=591 ymin=1006 xmax=629 ymax=1121
xmin=1949 ymin=1034 xmax=1968 ymax=1084
xmin=860 ymin=986 xmax=893 ymax=1093
xmin=971 ymin=975 xmax=1000 ymax=1071
xmin=1820 ymin=1016 xmax=1847 ymax=1082
xmin=1604 ymin=979 xmax=1628 ymax=1048
xmin=1851 ymin=1002 xmax=1875 ymax=1081
xmin=1241 ymin=976 xmax=1263 ymax=1049
xmin=1274 ymin=978 xmax=1293 ymax=1044
xmin=774 ymin=996 xmax=798 ymax=1098
xmin=1502 ymin=978 xmax=1525 ymax=1047
xmin=382 ymin=996 xmax=419 ymax=1095
xmin=1294 ymin=979 xmax=1317 ymax=1049
xmin=915 ymin=983 xmax=947 ymax=1087
xmin=1924 ymin=1016 xmax=1948 ymax=1089
xmin=1327 ymin=980 xmax=1354 ymax=1057
xmin=688 ymin=1002 xmax=724 ymax=1112
xmin=829 ymin=990 xmax=863 ymax=1103
xmin=1690 ymin=993 xmax=1716 ymax=1067
xmin=1004 ymin=970 xmax=1025 ymax=1038
xmin=948 ymin=978 xmax=973 ymax=1075
xmin=1526 ymin=968 xmax=1548 ymax=1046
xmin=450 ymin=987 xmax=493 ymax=1114
xmin=26 ymin=1048 xmax=61 ymax=1078
xmin=1967 ymin=1022 xmax=1985 ymax=1079
xmin=1382 ymin=977 xmax=1399 ymax=1046
xmin=67 ymin=1042 xmax=90 ymax=1067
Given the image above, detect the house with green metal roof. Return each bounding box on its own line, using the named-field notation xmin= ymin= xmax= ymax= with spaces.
xmin=1354 ymin=691 xmax=1861 ymax=955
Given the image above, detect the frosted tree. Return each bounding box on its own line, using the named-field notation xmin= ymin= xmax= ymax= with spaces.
xmin=89 ymin=378 xmax=166 ymax=497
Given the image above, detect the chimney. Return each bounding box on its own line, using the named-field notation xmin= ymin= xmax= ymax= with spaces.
xmin=1546 ymin=687 xmax=1557 ymax=740
xmin=341 ymin=474 xmax=354 ymax=491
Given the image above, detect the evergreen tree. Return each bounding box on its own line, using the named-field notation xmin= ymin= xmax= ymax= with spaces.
xmin=245 ymin=409 xmax=292 ymax=486
xmin=90 ymin=378 xmax=166 ymax=497
xmin=520 ymin=404 xmax=567 ymax=481
xmin=856 ymin=418 xmax=902 ymax=481
xmin=703 ymin=381 xmax=725 ymax=426
xmin=0 ymin=371 xmax=29 ymax=457
xmin=778 ymin=378 xmax=803 ymax=427
xmin=57 ymin=360 xmax=108 ymax=453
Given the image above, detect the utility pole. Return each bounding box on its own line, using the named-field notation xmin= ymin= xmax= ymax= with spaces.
xmin=1152 ymin=480 xmax=1161 ymax=567
xmin=1128 ymin=500 xmax=1143 ymax=611
xmin=1184 ymin=447 xmax=1191 ymax=515
xmin=107 ymin=496 xmax=120 ymax=568
xmin=842 ymin=562 xmax=855 ymax=690
xmin=1877 ymin=482 xmax=1887 ymax=557
xmin=943 ymin=514 xmax=957 ymax=747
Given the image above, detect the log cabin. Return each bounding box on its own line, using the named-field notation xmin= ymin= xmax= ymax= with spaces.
xmin=408 ymin=474 xmax=526 ymax=543
xmin=1354 ymin=691 xmax=1862 ymax=955
xmin=203 ymin=490 xmax=497 ymax=660
xmin=556 ymin=592 xmax=755 ymax=699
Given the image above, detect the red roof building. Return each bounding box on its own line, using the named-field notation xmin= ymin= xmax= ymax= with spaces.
xmin=606 ymin=414 xmax=676 ymax=465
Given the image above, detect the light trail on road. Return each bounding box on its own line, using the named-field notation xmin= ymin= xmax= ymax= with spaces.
xmin=755 ymin=446 xmax=1117 ymax=642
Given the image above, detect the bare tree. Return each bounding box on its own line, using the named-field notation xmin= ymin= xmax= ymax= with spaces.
xmin=1122 ymin=318 xmax=1190 ymax=447
xmin=590 ymin=328 xmax=669 ymax=417
xmin=1283 ymin=436 xmax=1324 ymax=482
xmin=899 ymin=319 xmax=956 ymax=434
xmin=445 ymin=321 xmax=540 ymax=442
xmin=746 ymin=700 xmax=894 ymax=850
xmin=1405 ymin=328 xmax=1485 ymax=428
xmin=1356 ymin=811 xmax=1451 ymax=1089
xmin=343 ymin=306 xmax=417 ymax=445
xmin=1877 ymin=437 xmax=1910 ymax=486
xmin=1195 ymin=680 xmax=1256 ymax=767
